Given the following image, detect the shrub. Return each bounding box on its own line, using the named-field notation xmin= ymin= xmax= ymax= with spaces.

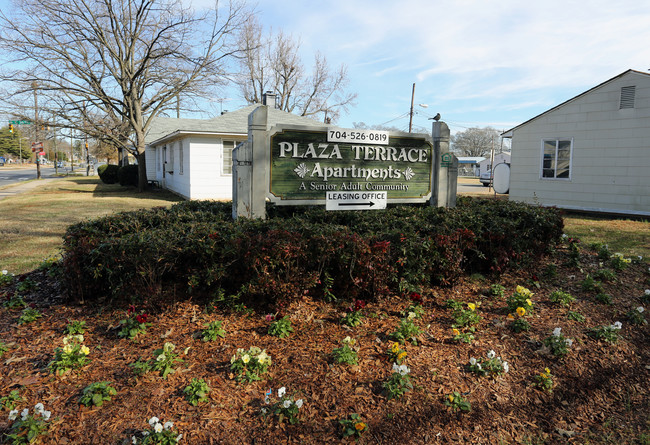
xmin=117 ymin=164 xmax=139 ymax=187
xmin=548 ymin=290 xmax=575 ymax=307
xmin=61 ymin=199 xmax=563 ymax=308
xmin=97 ymin=164 xmax=119 ymax=184
xmin=183 ymin=378 xmax=211 ymax=406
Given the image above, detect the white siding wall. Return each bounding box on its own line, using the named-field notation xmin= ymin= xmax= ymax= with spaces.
xmin=509 ymin=72 xmax=650 ymax=215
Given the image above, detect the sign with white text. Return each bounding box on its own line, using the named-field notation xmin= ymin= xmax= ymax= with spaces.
xmin=325 ymin=191 xmax=387 ymax=211
xmin=269 ymin=127 xmax=433 ymax=205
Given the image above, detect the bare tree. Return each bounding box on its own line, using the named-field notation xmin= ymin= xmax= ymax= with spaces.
xmin=235 ymin=16 xmax=356 ymax=123
xmin=0 ymin=0 xmax=250 ymax=191
xmin=451 ymin=127 xmax=503 ymax=157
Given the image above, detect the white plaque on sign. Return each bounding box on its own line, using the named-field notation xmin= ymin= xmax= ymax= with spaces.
xmin=326 ymin=191 xmax=387 ymax=211
xmin=327 ymin=128 xmax=389 ymax=145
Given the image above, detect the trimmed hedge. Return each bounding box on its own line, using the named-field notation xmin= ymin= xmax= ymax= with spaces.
xmin=118 ymin=165 xmax=139 ymax=187
xmin=97 ymin=164 xmax=119 ymax=184
xmin=61 ymin=198 xmax=563 ymax=307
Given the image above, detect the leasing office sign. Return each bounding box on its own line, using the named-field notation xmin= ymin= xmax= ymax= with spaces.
xmin=268 ymin=127 xmax=434 ymax=204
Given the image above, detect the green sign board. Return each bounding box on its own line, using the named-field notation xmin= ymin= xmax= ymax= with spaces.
xmin=8 ymin=120 xmax=32 ymax=125
xmin=269 ymin=128 xmax=433 ymax=204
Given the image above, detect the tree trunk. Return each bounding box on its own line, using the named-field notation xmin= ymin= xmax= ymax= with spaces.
xmin=137 ymin=151 xmax=148 ymax=192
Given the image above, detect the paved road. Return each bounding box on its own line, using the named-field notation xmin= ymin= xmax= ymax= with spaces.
xmin=457 ymin=177 xmax=495 ymax=195
xmin=0 ymin=165 xmax=64 ymax=200
xmin=0 ymin=165 xmax=60 ymax=188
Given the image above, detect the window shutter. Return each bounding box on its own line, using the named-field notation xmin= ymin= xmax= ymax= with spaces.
xmin=620 ymin=86 xmax=635 ymax=109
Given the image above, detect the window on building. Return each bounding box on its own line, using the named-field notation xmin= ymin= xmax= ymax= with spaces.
xmin=541 ymin=139 xmax=572 ymax=179
xmin=179 ymin=142 xmax=184 ymax=175
xmin=620 ymin=85 xmax=636 ymax=109
xmin=222 ymin=140 xmax=236 ymax=175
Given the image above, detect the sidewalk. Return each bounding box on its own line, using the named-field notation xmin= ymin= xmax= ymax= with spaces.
xmin=0 ymin=176 xmax=62 ymax=200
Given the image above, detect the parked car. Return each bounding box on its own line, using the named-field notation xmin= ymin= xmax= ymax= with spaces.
xmin=479 ymin=171 xmax=493 ymax=187
xmin=56 ymin=161 xmax=65 ymax=168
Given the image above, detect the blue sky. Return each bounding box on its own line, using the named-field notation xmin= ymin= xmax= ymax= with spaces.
xmin=210 ymin=0 xmax=650 ymax=135
xmin=3 ymin=0 xmax=650 ymax=137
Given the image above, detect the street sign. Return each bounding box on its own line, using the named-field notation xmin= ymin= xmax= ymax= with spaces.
xmin=31 ymin=142 xmax=43 ymax=152
xmin=9 ymin=120 xmax=32 ymax=125
xmin=325 ymin=191 xmax=387 ymax=211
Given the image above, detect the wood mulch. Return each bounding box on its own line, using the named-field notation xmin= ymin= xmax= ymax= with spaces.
xmin=0 ymin=245 xmax=648 ymax=444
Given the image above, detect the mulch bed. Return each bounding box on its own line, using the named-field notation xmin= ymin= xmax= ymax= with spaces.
xmin=0 ymin=245 xmax=648 ymax=444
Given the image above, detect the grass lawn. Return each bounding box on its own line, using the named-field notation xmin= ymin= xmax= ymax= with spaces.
xmin=0 ymin=177 xmax=182 ymax=274
xmin=563 ymin=213 xmax=650 ymax=258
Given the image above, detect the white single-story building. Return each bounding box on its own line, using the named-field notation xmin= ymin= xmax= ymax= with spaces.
xmin=503 ymin=69 xmax=650 ymax=216
xmin=478 ymin=152 xmax=511 ymax=177
xmin=457 ymin=156 xmax=485 ymax=176
xmin=144 ymin=94 xmax=322 ymax=200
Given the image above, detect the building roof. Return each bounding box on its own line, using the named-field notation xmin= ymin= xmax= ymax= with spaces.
xmin=502 ymin=69 xmax=650 ymax=137
xmin=457 ymin=156 xmax=486 ymax=164
xmin=146 ymin=104 xmax=324 ymax=145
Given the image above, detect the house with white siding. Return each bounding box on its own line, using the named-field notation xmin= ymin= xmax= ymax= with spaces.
xmin=503 ymin=69 xmax=650 ymax=216
xmin=145 ymin=94 xmax=322 ymax=200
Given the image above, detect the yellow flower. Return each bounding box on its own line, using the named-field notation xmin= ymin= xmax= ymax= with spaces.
xmin=391 ymin=342 xmax=400 ymax=353
xmin=355 ymin=422 xmax=366 ymax=431
xmin=545 ymin=367 xmax=551 ymax=374
xmin=242 ymin=354 xmax=250 ymax=364
xmin=397 ymin=351 xmax=407 ymax=361
xmin=467 ymin=303 xmax=476 ymax=311
xmin=526 ymin=299 xmax=533 ymax=307
xmin=452 ymin=328 xmax=460 ymax=336
xmin=516 ymin=285 xmax=526 ymax=294
xmin=80 ymin=345 xmax=90 ymax=355
xmin=516 ymin=307 xmax=526 ymax=317
xmin=448 ymin=394 xmax=454 ymax=402
xmin=506 ymin=313 xmax=515 ymax=320
xmin=63 ymin=344 xmax=73 ymax=354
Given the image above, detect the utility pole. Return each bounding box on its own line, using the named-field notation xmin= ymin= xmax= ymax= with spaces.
xmin=408 ymin=83 xmax=415 ymax=133
xmin=32 ymin=81 xmax=41 ymax=179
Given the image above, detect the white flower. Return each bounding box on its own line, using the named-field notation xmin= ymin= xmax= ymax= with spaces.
xmin=503 ymin=361 xmax=509 ymax=373
xmin=261 ymin=408 xmax=268 ymax=414
xmin=407 ymin=311 xmax=416 ymax=320
xmin=278 ymin=387 xmax=286 ymax=398
xmin=638 ymin=256 xmax=643 ymax=260
xmin=1 ymin=270 xmax=7 ymax=275
xmin=469 ymin=357 xmax=477 ymax=366
xmin=156 ymin=353 xmax=166 ymax=362
xmin=644 ymin=289 xmax=650 ymax=296
xmin=132 ymin=436 xmax=138 ymax=444
xmin=148 ymin=417 xmax=159 ymax=426
xmin=295 ymin=399 xmax=303 ymax=409
xmin=553 ymin=327 xmax=562 ymax=337
xmin=392 ymin=362 xmax=400 ymax=373
xmin=34 ymin=403 xmax=44 ymax=414
xmin=612 ymin=321 xmax=622 ymax=330
xmin=637 ymin=307 xmax=645 ymax=313
xmin=565 ymin=338 xmax=573 ymax=347
xmin=154 ymin=423 xmax=163 ymax=433
xmin=487 ymin=350 xmax=496 ymax=359
xmin=561 ymin=234 xmax=568 ymax=239
xmin=477 ymin=363 xmax=482 ymax=370
xmin=175 ymin=434 xmax=183 ymax=442
xmin=8 ymin=410 xmax=18 ymax=421
xmin=21 ymin=408 xmax=29 ymax=420
xmin=42 ymin=410 xmax=51 ymax=421
xmin=398 ymin=364 xmax=410 ymax=375
xmin=164 ymin=421 xmax=174 ymax=430
xmin=283 ymin=400 xmax=291 ymax=409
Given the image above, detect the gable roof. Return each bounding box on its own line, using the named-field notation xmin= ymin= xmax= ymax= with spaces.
xmin=502 ymin=69 xmax=650 ymax=137
xmin=146 ymin=104 xmax=324 ymax=145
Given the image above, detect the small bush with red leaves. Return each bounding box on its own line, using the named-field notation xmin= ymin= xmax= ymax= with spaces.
xmin=60 ymin=198 xmax=562 ymax=309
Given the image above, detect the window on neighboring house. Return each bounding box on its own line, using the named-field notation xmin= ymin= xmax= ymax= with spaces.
xmin=179 ymin=142 xmax=184 ymax=175
xmin=620 ymin=85 xmax=635 ymax=109
xmin=541 ymin=139 xmax=572 ymax=179
xmin=156 ymin=147 xmax=161 ymax=172
xmin=169 ymin=145 xmax=174 ymax=172
xmin=222 ymin=140 xmax=236 ymax=175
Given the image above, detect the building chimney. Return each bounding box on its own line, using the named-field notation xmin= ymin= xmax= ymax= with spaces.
xmin=262 ymin=91 xmax=276 ymax=108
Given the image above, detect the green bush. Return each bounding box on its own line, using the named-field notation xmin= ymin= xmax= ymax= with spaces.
xmin=117 ymin=165 xmax=139 ymax=187
xmin=97 ymin=164 xmax=119 ymax=184
xmin=61 ymin=198 xmax=563 ymax=308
